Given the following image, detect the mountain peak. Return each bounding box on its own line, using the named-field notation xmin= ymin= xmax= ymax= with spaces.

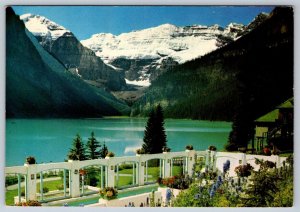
xmin=20 ymin=13 xmax=70 ymax=40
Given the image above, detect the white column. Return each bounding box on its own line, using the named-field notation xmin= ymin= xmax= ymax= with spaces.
xmin=187 ymin=151 xmax=196 ymax=176
xmin=70 ymin=162 xmax=80 ymax=198
xmin=205 ymin=150 xmax=211 ymax=170
xmin=139 ymin=161 xmax=145 ymax=186
xmin=17 ymin=174 xmax=21 ymax=203
xmin=81 ymin=175 xmax=84 ymax=195
xmin=40 ymin=172 xmax=43 ymax=201
xmin=182 ymin=157 xmax=185 ymax=175
xmin=145 ymin=161 xmax=148 ymax=182
xmin=186 ymin=157 xmax=188 ymax=173
xmin=159 ymin=159 xmax=162 ymax=178
xmin=170 ymin=159 xmax=173 ymax=176
xmin=100 ymin=166 xmax=104 ymax=189
xmin=63 ymin=169 xmax=67 ymax=197
xmin=116 ymin=164 xmax=119 ymax=188
xmin=164 ymin=159 xmax=171 ymax=178
xmin=107 ymin=165 xmax=115 ymax=187
xmin=24 ymin=175 xmax=28 ymax=201
xmin=105 ymin=166 xmax=108 ymax=187
xmin=68 ymin=170 xmax=72 ymax=196
xmin=162 ymin=159 xmax=165 ymax=178
xmin=132 ymin=163 xmax=135 ymax=185
xmin=135 ymin=162 xmax=139 ymax=185
xmin=26 ymin=164 xmax=37 ymax=200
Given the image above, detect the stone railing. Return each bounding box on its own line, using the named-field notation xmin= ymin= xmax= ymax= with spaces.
xmin=5 ymin=150 xmax=287 ymax=203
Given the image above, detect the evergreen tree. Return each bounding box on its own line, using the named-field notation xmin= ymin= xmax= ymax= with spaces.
xmin=67 ymin=134 xmax=87 ymax=160
xmin=99 ymin=141 xmax=109 ymax=158
xmin=142 ymin=104 xmax=167 ymax=154
xmin=86 ymin=132 xmax=101 ymax=159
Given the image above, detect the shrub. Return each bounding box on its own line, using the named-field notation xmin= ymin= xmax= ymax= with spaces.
xmin=186 ymin=145 xmax=194 ymax=150
xmin=106 ymin=152 xmax=115 ymax=157
xmin=15 ymin=200 xmax=41 ymax=206
xmin=208 ymin=146 xmax=217 ymax=151
xmin=26 ymin=156 xmax=36 ymax=164
xmin=56 ymin=184 xmax=64 ymax=190
xmin=99 ymin=187 xmax=118 ymax=200
xmin=234 ymin=163 xmax=253 ymax=177
xmin=225 ymin=143 xmax=238 ymax=151
xmin=42 ymin=187 xmax=49 ymax=193
xmin=161 ymin=175 xmax=191 ymax=189
xmin=136 ymin=148 xmax=145 ymax=154
xmin=162 ymin=146 xmax=171 ymax=152
xmin=157 ymin=177 xmax=163 ymax=185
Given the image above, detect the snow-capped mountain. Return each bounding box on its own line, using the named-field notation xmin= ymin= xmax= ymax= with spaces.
xmin=81 ymin=23 xmax=245 ymax=84
xmin=82 ymin=23 xmax=244 ymax=63
xmin=20 ymin=13 xmax=126 ymax=91
xmin=20 ymin=14 xmax=71 ymax=40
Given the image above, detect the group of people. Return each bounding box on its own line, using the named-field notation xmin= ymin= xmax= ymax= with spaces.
xmin=125 ymin=202 xmax=136 ymax=207
xmin=125 ymin=202 xmax=149 ymax=207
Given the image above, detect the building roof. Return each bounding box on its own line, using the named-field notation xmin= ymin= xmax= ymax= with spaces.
xmin=255 ymin=97 xmax=293 ymax=123
xmin=277 ymin=98 xmax=293 ymax=109
xmin=256 ymin=109 xmax=279 ymax=123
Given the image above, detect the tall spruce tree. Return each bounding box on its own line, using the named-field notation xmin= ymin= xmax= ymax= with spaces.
xmin=99 ymin=141 xmax=109 ymax=158
xmin=67 ymin=134 xmax=87 ymax=160
xmin=86 ymin=132 xmax=101 ymax=159
xmin=142 ymin=104 xmax=167 ymax=154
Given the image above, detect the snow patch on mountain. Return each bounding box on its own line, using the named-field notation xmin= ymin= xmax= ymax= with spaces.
xmin=81 ymin=23 xmax=239 ymax=64
xmin=20 ymin=13 xmax=71 ymax=40
xmin=125 ymin=78 xmax=151 ymax=87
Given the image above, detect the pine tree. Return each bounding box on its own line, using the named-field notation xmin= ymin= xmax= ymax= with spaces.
xmin=86 ymin=132 xmax=101 ymax=159
xmin=67 ymin=134 xmax=87 ymax=161
xmin=99 ymin=141 xmax=109 ymax=158
xmin=142 ymin=104 xmax=167 ymax=154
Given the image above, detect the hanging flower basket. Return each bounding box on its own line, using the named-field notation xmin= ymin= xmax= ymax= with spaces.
xmin=79 ymin=169 xmax=87 ymax=175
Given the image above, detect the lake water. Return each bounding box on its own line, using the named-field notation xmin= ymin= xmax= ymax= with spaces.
xmin=5 ymin=118 xmax=231 ymax=167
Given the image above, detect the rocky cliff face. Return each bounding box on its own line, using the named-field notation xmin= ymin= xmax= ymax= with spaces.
xmin=6 ymin=8 xmax=130 ymax=118
xmin=20 ymin=14 xmax=126 ymax=91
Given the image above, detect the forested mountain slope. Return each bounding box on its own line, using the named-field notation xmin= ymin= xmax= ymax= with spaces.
xmin=132 ymin=7 xmax=293 ymax=122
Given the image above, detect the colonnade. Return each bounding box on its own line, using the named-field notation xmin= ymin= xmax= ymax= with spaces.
xmin=5 ymin=150 xmax=201 ymax=202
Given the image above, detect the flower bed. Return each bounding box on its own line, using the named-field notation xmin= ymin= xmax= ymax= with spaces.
xmin=99 ymin=187 xmax=118 ymax=200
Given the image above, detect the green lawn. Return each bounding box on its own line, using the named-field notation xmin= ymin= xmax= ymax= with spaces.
xmin=6 ymin=188 xmax=24 ymax=206
xmin=36 ymin=179 xmax=63 ymax=192
xmin=6 ymin=178 xmax=64 ymax=206
xmin=115 ymin=165 xmax=183 ymax=187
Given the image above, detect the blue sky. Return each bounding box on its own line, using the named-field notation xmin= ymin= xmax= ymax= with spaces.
xmin=13 ymin=6 xmax=274 ymax=40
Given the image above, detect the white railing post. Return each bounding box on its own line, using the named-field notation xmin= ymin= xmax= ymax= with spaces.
xmin=25 ymin=164 xmax=37 ymax=201
xmin=139 ymin=160 xmax=145 ymax=185
xmin=164 ymin=158 xmax=171 ymax=178
xmin=205 ymin=150 xmax=211 ymax=171
xmin=187 ymin=150 xmax=196 ymax=176
xmin=100 ymin=166 xmax=104 ymax=189
xmin=107 ymin=163 xmax=115 ymax=187
xmin=69 ymin=160 xmax=80 ymax=198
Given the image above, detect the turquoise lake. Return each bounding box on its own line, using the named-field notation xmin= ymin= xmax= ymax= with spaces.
xmin=6 ymin=118 xmax=231 ymax=167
